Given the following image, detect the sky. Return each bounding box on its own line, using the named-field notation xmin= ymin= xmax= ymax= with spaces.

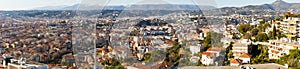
xmin=0 ymin=0 xmax=300 ymax=10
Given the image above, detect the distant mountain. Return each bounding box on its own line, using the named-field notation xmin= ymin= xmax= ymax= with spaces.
xmin=33 ymin=4 xmax=216 ymax=10
xmin=220 ymin=0 xmax=300 ymax=11
xmin=32 ymin=5 xmax=68 ymax=10
xmin=125 ymin=4 xmax=215 ymax=10
xmin=271 ymin=0 xmax=291 ymax=10
xmin=61 ymin=4 xmax=126 ymax=10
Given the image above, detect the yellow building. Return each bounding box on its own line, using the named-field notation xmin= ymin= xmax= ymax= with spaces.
xmin=278 ymin=12 xmax=300 ymax=40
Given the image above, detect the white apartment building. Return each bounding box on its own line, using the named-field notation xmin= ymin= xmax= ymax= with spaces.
xmin=232 ymin=39 xmax=252 ymax=58
xmin=268 ymin=39 xmax=300 ymax=59
xmin=277 ymin=13 xmax=300 ymax=40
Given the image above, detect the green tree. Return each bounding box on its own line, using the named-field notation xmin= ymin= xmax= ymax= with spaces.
xmin=259 ymin=20 xmax=265 ymax=24
xmin=203 ymin=32 xmax=223 ymax=51
xmin=238 ymin=24 xmax=251 ymax=34
xmin=227 ymin=50 xmax=233 ymax=59
xmin=203 ymin=32 xmax=212 ymax=51
xmin=251 ymin=28 xmax=259 ymax=36
xmin=256 ymin=33 xmax=269 ymax=42
xmin=270 ymin=25 xmax=277 ymax=39
xmin=161 ymin=42 xmax=181 ymax=68
xmin=257 ymin=21 xmax=270 ymax=32
xmin=276 ymin=49 xmax=300 ymax=69
xmin=244 ymin=33 xmax=252 ymax=39
xmin=251 ymin=45 xmax=269 ymax=64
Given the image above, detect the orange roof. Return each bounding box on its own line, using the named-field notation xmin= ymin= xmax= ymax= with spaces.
xmin=202 ymin=52 xmax=214 ymax=57
xmin=200 ymin=28 xmax=210 ymax=33
xmin=293 ymin=46 xmax=299 ymax=49
xmin=239 ymin=53 xmax=251 ymax=58
xmin=230 ymin=59 xmax=242 ymax=64
xmin=271 ymin=50 xmax=279 ymax=54
xmin=207 ymin=47 xmax=222 ymax=52
xmin=179 ymin=49 xmax=185 ymax=54
xmin=193 ymin=34 xmax=200 ymax=36
xmin=272 ymin=22 xmax=279 ymax=24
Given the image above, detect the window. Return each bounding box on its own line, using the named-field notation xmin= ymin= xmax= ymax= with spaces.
xmin=290 ymin=24 xmax=295 ymax=26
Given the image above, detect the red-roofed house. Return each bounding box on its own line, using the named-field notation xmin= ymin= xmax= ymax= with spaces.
xmin=238 ymin=53 xmax=251 ymax=64
xmin=200 ymin=47 xmax=222 ymax=65
xmin=230 ymin=59 xmax=242 ymax=66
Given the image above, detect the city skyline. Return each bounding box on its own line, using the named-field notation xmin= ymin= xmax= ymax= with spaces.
xmin=1 ymin=0 xmax=300 ymax=10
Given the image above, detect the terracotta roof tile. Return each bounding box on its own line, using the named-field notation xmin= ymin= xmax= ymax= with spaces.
xmin=230 ymin=59 xmax=242 ymax=64
xmin=202 ymin=52 xmax=214 ymax=57
xmin=239 ymin=53 xmax=251 ymax=58
xmin=207 ymin=47 xmax=222 ymax=52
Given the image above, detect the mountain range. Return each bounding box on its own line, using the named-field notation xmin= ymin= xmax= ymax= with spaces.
xmin=33 ymin=4 xmax=216 ymax=10
xmin=219 ymin=0 xmax=300 ymax=11
xmin=32 ymin=0 xmax=300 ymax=11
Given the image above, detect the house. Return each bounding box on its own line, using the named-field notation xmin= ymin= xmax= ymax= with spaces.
xmin=201 ymin=48 xmax=222 ymax=65
xmin=8 ymin=63 xmax=48 ymax=69
xmin=224 ymin=24 xmax=239 ymax=39
xmin=238 ymin=53 xmax=251 ymax=64
xmin=232 ymin=39 xmax=252 ymax=58
xmin=190 ymin=45 xmax=202 ymax=55
xmin=230 ymin=59 xmax=242 ymax=66
xmin=6 ymin=57 xmax=48 ymax=69
xmin=61 ymin=53 xmax=76 ymax=66
xmin=201 ymin=52 xmax=215 ymax=65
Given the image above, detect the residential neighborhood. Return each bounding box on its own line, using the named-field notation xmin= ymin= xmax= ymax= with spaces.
xmin=0 ymin=0 xmax=300 ymax=69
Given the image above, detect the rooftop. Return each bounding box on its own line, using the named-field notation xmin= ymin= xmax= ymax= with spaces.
xmin=239 ymin=53 xmax=251 ymax=58
xmin=230 ymin=59 xmax=242 ymax=64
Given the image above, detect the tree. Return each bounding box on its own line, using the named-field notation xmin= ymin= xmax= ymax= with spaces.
xmin=256 ymin=33 xmax=269 ymax=42
xmin=271 ymin=26 xmax=277 ymax=39
xmin=203 ymin=32 xmax=224 ymax=51
xmin=259 ymin=20 xmax=265 ymax=24
xmin=257 ymin=21 xmax=270 ymax=32
xmin=251 ymin=28 xmax=259 ymax=36
xmin=276 ymin=49 xmax=300 ymax=69
xmin=227 ymin=50 xmax=233 ymax=59
xmin=238 ymin=24 xmax=251 ymax=34
xmin=203 ymin=32 xmax=212 ymax=51
xmin=251 ymin=45 xmax=269 ymax=64
xmin=244 ymin=33 xmax=252 ymax=39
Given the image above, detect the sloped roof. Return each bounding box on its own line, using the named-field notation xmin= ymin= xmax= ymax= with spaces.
xmin=239 ymin=53 xmax=251 ymax=58
xmin=230 ymin=59 xmax=242 ymax=64
xmin=202 ymin=52 xmax=214 ymax=57
xmin=207 ymin=47 xmax=222 ymax=52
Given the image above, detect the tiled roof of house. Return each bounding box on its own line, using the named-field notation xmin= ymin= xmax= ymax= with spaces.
xmin=207 ymin=47 xmax=222 ymax=52
xmin=272 ymin=22 xmax=280 ymax=24
xmin=230 ymin=59 xmax=242 ymax=64
xmin=202 ymin=52 xmax=214 ymax=57
xmin=239 ymin=53 xmax=251 ymax=58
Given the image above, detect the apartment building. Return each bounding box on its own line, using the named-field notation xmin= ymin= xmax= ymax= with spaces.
xmin=278 ymin=12 xmax=300 ymax=40
xmin=232 ymin=39 xmax=252 ymax=58
xmin=268 ymin=39 xmax=300 ymax=59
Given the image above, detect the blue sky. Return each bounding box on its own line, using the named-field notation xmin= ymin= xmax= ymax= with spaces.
xmin=0 ymin=0 xmax=300 ymax=10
